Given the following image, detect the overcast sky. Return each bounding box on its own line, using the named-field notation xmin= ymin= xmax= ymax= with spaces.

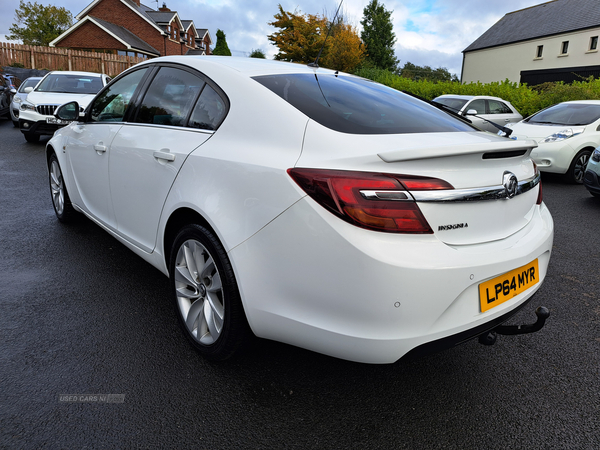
xmin=1 ymin=0 xmax=543 ymax=77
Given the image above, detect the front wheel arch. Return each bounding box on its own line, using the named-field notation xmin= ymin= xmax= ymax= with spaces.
xmin=566 ymin=148 xmax=593 ymax=184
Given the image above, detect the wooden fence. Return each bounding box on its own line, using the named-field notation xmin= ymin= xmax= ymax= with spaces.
xmin=0 ymin=42 xmax=146 ymax=77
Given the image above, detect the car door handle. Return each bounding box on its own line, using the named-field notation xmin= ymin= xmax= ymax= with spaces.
xmin=153 ymin=150 xmax=175 ymax=162
xmin=94 ymin=143 xmax=107 ymax=153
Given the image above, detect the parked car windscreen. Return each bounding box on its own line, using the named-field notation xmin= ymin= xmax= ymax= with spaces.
xmin=36 ymin=74 xmax=104 ymax=94
xmin=253 ymin=74 xmax=476 ymax=135
xmin=433 ymin=97 xmax=469 ymax=113
xmin=526 ymin=103 xmax=600 ymax=126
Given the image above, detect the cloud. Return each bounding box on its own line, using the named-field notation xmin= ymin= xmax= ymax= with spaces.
xmin=1 ymin=0 xmax=543 ymax=77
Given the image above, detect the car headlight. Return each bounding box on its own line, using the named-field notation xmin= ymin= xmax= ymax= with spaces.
xmin=539 ymin=127 xmax=585 ymax=144
xmin=20 ymin=101 xmax=36 ymax=112
xmin=592 ymin=148 xmax=600 ymax=163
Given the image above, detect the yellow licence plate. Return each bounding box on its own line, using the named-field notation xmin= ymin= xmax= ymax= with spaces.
xmin=479 ymin=259 xmax=539 ymax=313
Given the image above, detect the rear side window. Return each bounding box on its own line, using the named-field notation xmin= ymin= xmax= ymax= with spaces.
xmin=187 ymin=85 xmax=227 ymax=130
xmin=253 ymin=74 xmax=475 ymax=134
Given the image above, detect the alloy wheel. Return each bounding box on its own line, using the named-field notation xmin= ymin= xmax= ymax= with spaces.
xmin=174 ymin=239 xmax=225 ymax=345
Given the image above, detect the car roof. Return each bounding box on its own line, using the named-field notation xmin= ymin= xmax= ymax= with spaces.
xmin=46 ymin=71 xmax=104 ymax=77
xmin=435 ymin=95 xmax=508 ymax=102
xmin=135 ymin=55 xmax=339 ymax=78
xmin=559 ymin=100 xmax=600 ymax=105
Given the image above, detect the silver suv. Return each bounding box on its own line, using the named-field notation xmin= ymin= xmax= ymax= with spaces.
xmin=19 ymin=71 xmax=110 ymax=142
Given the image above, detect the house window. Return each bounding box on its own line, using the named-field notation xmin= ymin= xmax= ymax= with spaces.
xmin=590 ymin=36 xmax=598 ymax=51
xmin=561 ymin=41 xmax=569 ymax=54
xmin=536 ymin=45 xmax=543 ymax=58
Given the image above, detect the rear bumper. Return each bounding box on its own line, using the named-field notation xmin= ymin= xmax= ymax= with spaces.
xmin=231 ymin=198 xmax=554 ymax=364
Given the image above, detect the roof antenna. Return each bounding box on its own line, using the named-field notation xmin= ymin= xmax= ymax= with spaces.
xmin=308 ymin=0 xmax=343 ymax=68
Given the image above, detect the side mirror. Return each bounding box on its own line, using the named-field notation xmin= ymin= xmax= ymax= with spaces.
xmin=24 ymin=87 xmax=34 ymax=94
xmin=466 ymin=109 xmax=478 ymax=115
xmin=55 ymin=101 xmax=80 ymax=121
xmin=10 ymin=88 xmax=17 ymax=95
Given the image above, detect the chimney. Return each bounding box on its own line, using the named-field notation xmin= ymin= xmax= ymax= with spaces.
xmin=159 ymin=2 xmax=171 ymax=11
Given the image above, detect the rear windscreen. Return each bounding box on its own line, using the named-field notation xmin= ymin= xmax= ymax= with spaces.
xmin=253 ymin=73 xmax=475 ymax=135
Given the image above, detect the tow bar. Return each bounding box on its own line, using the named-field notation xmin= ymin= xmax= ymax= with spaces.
xmin=478 ymin=306 xmax=550 ymax=346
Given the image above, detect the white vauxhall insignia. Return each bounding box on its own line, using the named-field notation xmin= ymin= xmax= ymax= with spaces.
xmin=46 ymin=56 xmax=554 ymax=364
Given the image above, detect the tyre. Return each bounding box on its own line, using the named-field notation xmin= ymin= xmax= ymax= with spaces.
xmin=170 ymin=224 xmax=251 ymax=361
xmin=566 ymin=149 xmax=591 ymax=184
xmin=24 ymin=132 xmax=40 ymax=143
xmin=12 ymin=120 xmax=18 ymax=128
xmin=49 ymin=154 xmax=76 ymax=222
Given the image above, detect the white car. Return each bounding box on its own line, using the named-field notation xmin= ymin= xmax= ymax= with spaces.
xmin=504 ymin=101 xmax=600 ymax=183
xmin=9 ymin=76 xmax=42 ymax=127
xmin=46 ymin=56 xmax=553 ymax=364
xmin=433 ymin=95 xmax=523 ymax=133
xmin=583 ymin=147 xmax=600 ymax=197
xmin=19 ymin=71 xmax=110 ymax=142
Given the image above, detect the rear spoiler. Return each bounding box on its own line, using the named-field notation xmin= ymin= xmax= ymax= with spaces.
xmin=378 ymin=139 xmax=538 ymax=163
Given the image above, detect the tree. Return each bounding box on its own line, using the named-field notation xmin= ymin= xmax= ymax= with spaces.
xmin=249 ymin=49 xmax=266 ymax=58
xmin=213 ymin=29 xmax=232 ymax=56
xmin=268 ymin=5 xmax=328 ymax=64
xmin=321 ymin=22 xmax=365 ymax=73
xmin=360 ymin=0 xmax=398 ymax=71
xmin=399 ymin=62 xmax=459 ymax=82
xmin=7 ymin=0 xmax=73 ymax=46
xmin=268 ymin=4 xmax=365 ymax=72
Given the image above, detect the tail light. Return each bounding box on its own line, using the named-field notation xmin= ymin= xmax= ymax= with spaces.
xmin=288 ymin=168 xmax=453 ymax=234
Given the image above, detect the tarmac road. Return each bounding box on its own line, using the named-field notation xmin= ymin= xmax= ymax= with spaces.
xmin=1 ymin=115 xmax=599 ymax=449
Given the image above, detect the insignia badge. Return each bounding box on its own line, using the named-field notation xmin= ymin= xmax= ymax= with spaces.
xmin=503 ymin=171 xmax=518 ymax=199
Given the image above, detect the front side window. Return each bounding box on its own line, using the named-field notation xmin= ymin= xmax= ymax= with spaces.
xmin=466 ymin=99 xmax=486 ymax=114
xmin=18 ymin=78 xmax=40 ymax=93
xmin=135 ymin=67 xmax=204 ymax=127
xmin=90 ymin=67 xmax=148 ymax=122
xmin=253 ymin=74 xmax=475 ymax=135
xmin=561 ymin=41 xmax=569 ymax=54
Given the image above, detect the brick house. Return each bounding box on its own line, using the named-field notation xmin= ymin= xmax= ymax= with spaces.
xmin=49 ymin=0 xmax=212 ymax=59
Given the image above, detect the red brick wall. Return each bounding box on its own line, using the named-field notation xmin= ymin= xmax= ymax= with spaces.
xmin=54 ymin=0 xmax=202 ymax=57
xmin=58 ymin=21 xmax=126 ymax=51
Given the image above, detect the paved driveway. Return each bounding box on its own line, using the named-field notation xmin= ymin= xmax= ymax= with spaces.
xmin=1 ymin=116 xmax=599 ymax=449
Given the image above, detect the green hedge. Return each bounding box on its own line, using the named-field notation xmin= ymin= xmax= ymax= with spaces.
xmin=354 ymin=67 xmax=600 ymax=118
